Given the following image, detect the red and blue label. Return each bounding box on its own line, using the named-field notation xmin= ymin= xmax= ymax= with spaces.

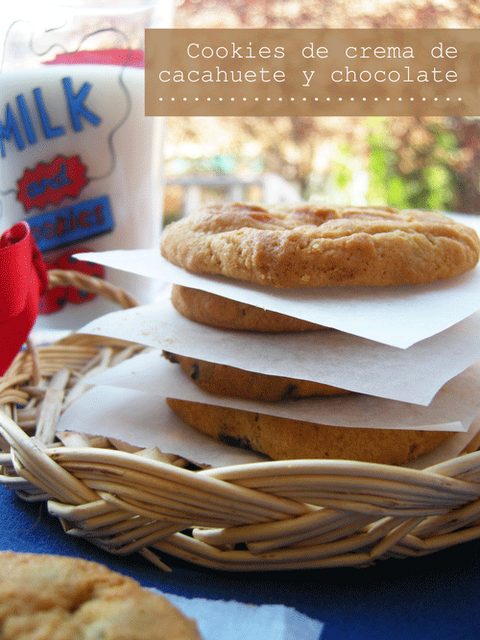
xmin=17 ymin=155 xmax=88 ymax=211
xmin=17 ymin=154 xmax=114 ymax=252
xmin=27 ymin=193 xmax=114 ymax=253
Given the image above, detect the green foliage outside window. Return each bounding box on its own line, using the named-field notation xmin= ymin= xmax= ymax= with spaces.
xmin=366 ymin=118 xmax=462 ymax=212
xmin=367 ymin=118 xmax=480 ymax=213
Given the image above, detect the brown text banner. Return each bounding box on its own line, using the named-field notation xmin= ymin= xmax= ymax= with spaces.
xmin=145 ymin=29 xmax=480 ymax=117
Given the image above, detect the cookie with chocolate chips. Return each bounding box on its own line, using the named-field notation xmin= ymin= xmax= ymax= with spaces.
xmin=164 ymin=351 xmax=348 ymax=401
xmin=166 ymin=398 xmax=451 ymax=466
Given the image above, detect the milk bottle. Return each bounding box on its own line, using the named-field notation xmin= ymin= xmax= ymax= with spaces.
xmin=0 ymin=1 xmax=174 ymax=330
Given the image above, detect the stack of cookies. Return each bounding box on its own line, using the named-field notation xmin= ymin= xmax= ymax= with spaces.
xmin=159 ymin=202 xmax=480 ymax=466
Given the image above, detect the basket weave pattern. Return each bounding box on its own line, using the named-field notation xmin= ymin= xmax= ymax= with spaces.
xmin=1 ymin=271 xmax=480 ymax=571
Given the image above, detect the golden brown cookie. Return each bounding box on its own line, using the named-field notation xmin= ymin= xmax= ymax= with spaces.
xmin=171 ymin=285 xmax=323 ymax=332
xmin=160 ymin=202 xmax=480 ymax=288
xmin=166 ymin=398 xmax=451 ymax=466
xmin=0 ymin=552 xmax=202 ymax=640
xmin=164 ymin=351 xmax=349 ymax=400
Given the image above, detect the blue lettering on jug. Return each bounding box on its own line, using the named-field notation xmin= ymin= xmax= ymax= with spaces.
xmin=33 ymin=87 xmax=65 ymax=139
xmin=0 ymin=104 xmax=25 ymax=153
xmin=62 ymin=78 xmax=101 ymax=131
xmin=27 ymin=195 xmax=114 ymax=252
xmin=0 ymin=76 xmax=102 ymax=157
xmin=16 ymin=94 xmax=37 ymax=145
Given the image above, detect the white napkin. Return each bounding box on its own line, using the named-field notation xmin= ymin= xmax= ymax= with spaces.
xmin=159 ymin=593 xmax=324 ymax=640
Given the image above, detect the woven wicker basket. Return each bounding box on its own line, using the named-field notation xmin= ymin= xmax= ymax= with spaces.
xmin=2 ymin=269 xmax=480 ymax=572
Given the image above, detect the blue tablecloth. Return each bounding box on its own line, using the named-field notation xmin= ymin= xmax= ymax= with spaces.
xmin=1 ymin=483 xmax=478 ymax=640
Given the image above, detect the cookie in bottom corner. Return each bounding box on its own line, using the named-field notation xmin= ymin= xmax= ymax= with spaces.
xmin=0 ymin=551 xmax=203 ymax=640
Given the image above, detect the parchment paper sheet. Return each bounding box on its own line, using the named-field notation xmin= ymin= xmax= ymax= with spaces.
xmin=57 ymin=383 xmax=480 ymax=470
xmin=91 ymin=349 xmax=480 ymax=432
xmin=79 ymin=299 xmax=480 ymax=406
xmin=77 ymin=248 xmax=480 ymax=350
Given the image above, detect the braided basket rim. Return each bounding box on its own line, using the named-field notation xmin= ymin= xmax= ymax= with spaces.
xmin=1 ymin=271 xmax=480 ymax=572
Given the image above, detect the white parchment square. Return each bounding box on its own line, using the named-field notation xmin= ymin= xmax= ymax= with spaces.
xmin=57 ymin=382 xmax=480 ymax=470
xmin=76 ymin=250 xmax=480 ymax=349
xmin=91 ymin=350 xmax=480 ymax=433
xmin=59 ymin=385 xmax=266 ymax=468
xmin=79 ymin=298 xmax=480 ymax=406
